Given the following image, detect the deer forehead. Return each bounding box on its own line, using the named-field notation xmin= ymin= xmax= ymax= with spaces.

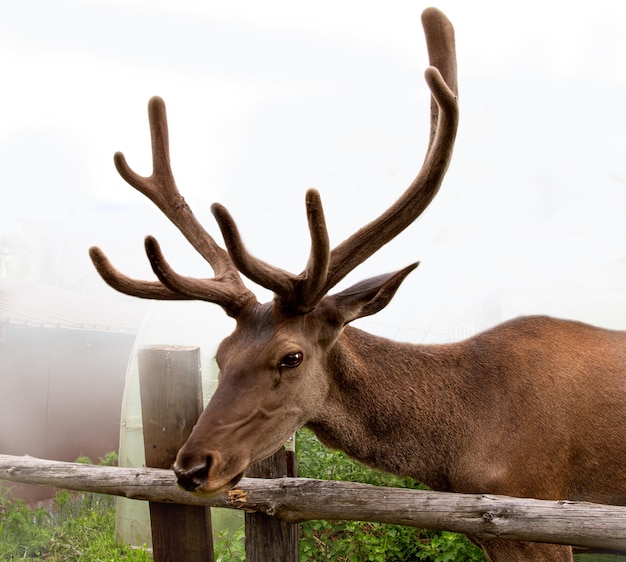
xmin=216 ymin=307 xmax=321 ymax=365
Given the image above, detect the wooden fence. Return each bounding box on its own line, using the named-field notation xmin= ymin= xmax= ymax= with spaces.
xmin=1 ymin=345 xmax=625 ymax=560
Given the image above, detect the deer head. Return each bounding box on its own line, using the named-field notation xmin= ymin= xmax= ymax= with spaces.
xmin=90 ymin=7 xmax=458 ymax=496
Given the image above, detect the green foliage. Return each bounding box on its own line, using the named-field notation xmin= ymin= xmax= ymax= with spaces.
xmin=295 ymin=428 xmax=485 ymax=562
xmin=415 ymin=531 xmax=484 ymax=562
xmin=213 ymin=526 xmax=246 ymax=562
xmin=296 ymin=428 xmax=421 ymax=488
xmin=0 ymin=453 xmax=151 ymax=561
xmin=99 ymin=451 xmax=120 ymax=467
xmin=0 ymin=487 xmax=51 ymax=559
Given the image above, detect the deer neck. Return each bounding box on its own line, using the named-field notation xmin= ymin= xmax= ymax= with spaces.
xmin=306 ymin=325 xmax=469 ymax=491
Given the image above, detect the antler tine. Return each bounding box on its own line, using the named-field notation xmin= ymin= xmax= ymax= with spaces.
xmin=90 ymin=96 xmax=252 ymax=316
xmin=314 ymin=7 xmax=459 ymax=301
xmin=422 ymin=7 xmax=458 ymax=151
xmin=89 ymin=240 xmax=250 ymax=316
xmin=298 ymin=189 xmax=330 ymax=310
xmin=89 ymin=246 xmax=188 ymax=301
xmin=144 ymin=236 xmax=249 ymax=317
xmin=113 ymin=96 xmax=234 ymax=274
xmin=210 ymin=188 xmax=330 ymax=313
xmin=210 ymin=203 xmax=294 ymax=297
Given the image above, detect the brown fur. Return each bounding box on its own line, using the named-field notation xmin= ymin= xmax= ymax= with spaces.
xmin=311 ymin=318 xmax=626 ymax=504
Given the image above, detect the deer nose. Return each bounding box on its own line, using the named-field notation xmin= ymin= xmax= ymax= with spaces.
xmin=173 ymin=455 xmax=212 ymax=492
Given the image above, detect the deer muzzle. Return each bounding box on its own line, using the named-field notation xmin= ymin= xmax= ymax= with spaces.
xmin=173 ymin=449 xmax=249 ymax=497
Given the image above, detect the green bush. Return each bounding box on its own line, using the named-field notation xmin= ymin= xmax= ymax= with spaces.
xmin=295 ymin=428 xmax=484 ymax=562
xmin=213 ymin=525 xmax=246 ymax=561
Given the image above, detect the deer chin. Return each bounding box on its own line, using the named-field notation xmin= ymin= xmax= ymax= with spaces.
xmin=187 ymin=470 xmax=245 ymax=497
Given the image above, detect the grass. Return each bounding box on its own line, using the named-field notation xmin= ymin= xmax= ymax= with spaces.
xmin=0 ymin=453 xmax=151 ymax=561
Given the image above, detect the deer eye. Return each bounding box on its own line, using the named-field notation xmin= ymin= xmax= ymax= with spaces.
xmin=279 ymin=352 xmax=303 ymax=369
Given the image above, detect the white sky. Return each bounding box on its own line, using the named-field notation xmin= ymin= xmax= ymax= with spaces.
xmin=1 ymin=1 xmax=626 ymax=341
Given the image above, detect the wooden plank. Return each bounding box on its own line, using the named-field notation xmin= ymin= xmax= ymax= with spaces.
xmin=2 ymin=454 xmax=626 ymax=553
xmin=138 ymin=345 xmax=214 ymax=562
xmin=244 ymin=446 xmax=299 ymax=562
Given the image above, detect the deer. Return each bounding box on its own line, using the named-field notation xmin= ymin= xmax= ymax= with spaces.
xmin=88 ymin=8 xmax=626 ymax=561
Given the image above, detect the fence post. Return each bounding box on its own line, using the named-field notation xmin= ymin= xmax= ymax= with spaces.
xmin=244 ymin=445 xmax=299 ymax=562
xmin=138 ymin=345 xmax=214 ymax=562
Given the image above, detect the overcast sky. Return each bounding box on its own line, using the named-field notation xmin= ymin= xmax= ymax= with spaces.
xmin=1 ymin=1 xmax=626 ymax=341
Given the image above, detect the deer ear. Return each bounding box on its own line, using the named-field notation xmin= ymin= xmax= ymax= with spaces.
xmin=328 ymin=263 xmax=419 ymax=325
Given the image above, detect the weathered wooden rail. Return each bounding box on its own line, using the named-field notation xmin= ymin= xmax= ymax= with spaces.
xmin=1 ymin=453 xmax=626 ymax=552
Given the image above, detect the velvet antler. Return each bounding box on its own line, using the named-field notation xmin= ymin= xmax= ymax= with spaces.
xmin=91 ymin=8 xmax=458 ymax=318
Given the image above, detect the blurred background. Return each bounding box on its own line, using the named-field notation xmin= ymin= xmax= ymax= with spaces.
xmin=1 ymin=0 xmax=625 ymax=511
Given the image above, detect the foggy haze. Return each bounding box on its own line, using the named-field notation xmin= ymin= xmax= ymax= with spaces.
xmin=2 ymin=1 xmax=625 ymax=344
xmin=1 ymin=1 xmax=625 ymax=376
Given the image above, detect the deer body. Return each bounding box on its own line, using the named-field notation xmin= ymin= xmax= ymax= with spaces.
xmin=89 ymin=8 xmax=626 ymax=560
xmin=309 ymin=318 xmax=626 ymax=504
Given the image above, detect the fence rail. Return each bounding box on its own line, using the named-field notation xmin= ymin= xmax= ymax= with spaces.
xmin=1 ymin=453 xmax=625 ymax=552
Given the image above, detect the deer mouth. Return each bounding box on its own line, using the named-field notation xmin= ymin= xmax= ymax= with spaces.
xmin=175 ymin=467 xmax=245 ymax=497
xmin=181 ymin=471 xmax=244 ymax=497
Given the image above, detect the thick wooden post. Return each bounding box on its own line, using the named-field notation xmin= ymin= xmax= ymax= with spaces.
xmin=138 ymin=345 xmax=214 ymax=562
xmin=244 ymin=444 xmax=299 ymax=562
